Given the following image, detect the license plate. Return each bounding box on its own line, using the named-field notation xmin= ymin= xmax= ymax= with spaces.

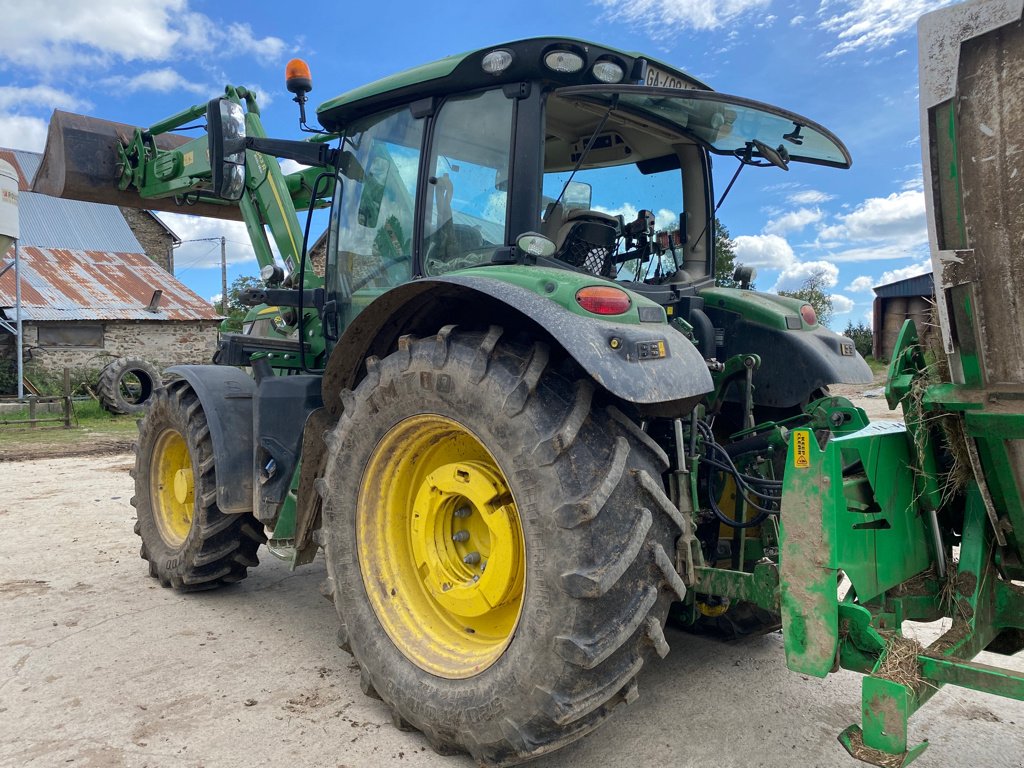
xmin=643 ymin=65 xmax=691 ymax=90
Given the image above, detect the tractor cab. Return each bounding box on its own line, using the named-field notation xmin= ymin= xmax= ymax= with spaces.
xmin=314 ymin=39 xmax=850 ymax=333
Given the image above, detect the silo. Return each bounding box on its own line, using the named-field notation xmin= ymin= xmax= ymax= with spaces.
xmin=0 ymin=158 xmax=17 ymax=255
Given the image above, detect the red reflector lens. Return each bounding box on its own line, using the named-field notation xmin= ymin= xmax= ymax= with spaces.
xmin=800 ymin=304 xmax=817 ymax=326
xmin=575 ymin=286 xmax=632 ymax=315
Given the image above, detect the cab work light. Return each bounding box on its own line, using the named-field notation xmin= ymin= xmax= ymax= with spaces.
xmin=482 ymin=49 xmax=513 ymax=74
xmin=544 ymin=50 xmax=585 ymax=73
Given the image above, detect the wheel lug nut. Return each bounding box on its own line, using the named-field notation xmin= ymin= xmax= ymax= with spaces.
xmin=454 ymin=507 xmax=472 ymax=518
xmin=452 ymin=530 xmax=470 ymax=542
xmin=463 ymin=551 xmax=480 ymax=565
xmin=441 ymin=582 xmax=451 ymax=592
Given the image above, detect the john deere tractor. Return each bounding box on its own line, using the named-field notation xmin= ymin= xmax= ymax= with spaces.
xmin=34 ymin=3 xmax=1024 ymax=763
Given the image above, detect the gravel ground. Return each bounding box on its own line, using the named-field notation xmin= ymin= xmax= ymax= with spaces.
xmin=1 ymin=391 xmax=1022 ymax=768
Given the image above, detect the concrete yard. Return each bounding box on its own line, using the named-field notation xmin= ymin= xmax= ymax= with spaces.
xmin=1 ymin=450 xmax=1022 ymax=768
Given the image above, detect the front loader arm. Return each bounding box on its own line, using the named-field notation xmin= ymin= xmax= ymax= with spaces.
xmin=35 ymin=87 xmax=335 ymax=288
xmin=117 ymin=86 xmax=321 ymax=282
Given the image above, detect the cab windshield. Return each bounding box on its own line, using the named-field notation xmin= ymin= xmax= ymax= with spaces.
xmin=540 ymin=89 xmax=708 ymax=286
xmin=539 ymin=85 xmax=850 ymax=285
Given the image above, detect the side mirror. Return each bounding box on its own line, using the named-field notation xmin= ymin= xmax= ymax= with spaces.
xmin=562 ymin=180 xmax=592 ymax=211
xmin=207 ymin=97 xmax=247 ymax=200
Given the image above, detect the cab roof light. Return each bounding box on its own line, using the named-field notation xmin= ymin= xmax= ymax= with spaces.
xmin=576 ymin=285 xmax=632 ymax=315
xmin=482 ymin=49 xmax=514 ymax=75
xmin=544 ymin=50 xmax=585 ymax=73
xmin=592 ymin=60 xmax=625 ymax=84
xmin=800 ymin=304 xmax=818 ymax=326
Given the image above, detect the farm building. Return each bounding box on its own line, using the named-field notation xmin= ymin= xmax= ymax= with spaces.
xmin=872 ymin=272 xmax=935 ymax=361
xmin=0 ymin=148 xmax=222 ymax=383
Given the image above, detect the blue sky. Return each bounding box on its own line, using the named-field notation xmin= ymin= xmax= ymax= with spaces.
xmin=0 ymin=0 xmax=950 ymax=326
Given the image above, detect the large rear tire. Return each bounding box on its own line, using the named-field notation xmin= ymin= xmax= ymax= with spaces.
xmin=320 ymin=327 xmax=689 ymax=765
xmin=131 ymin=380 xmax=265 ymax=590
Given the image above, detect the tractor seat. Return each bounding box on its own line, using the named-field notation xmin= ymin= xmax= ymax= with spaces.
xmin=552 ymin=209 xmax=621 ymax=277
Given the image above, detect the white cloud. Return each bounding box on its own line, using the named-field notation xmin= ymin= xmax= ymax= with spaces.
xmin=788 ymin=189 xmax=834 ymax=205
xmin=831 ymin=294 xmax=855 ymax=314
xmin=593 ymin=203 xmax=676 ymax=231
xmin=763 ymin=207 xmax=823 ymax=236
xmin=594 ymin=0 xmax=772 ymax=36
xmin=101 ymin=68 xmax=211 ymax=96
xmin=773 ymin=260 xmax=839 ymax=292
xmin=733 ymin=234 xmax=795 ymax=269
xmin=0 ymin=115 xmax=48 ymax=151
xmin=0 ymin=86 xmax=89 ymax=113
xmin=224 ymin=22 xmax=287 ymax=63
xmin=157 ymin=212 xmax=264 ymax=271
xmin=818 ymin=0 xmax=957 ymax=58
xmin=816 ymin=189 xmax=928 ymax=261
xmin=280 ymin=159 xmax=311 ymax=176
xmin=878 ymin=258 xmax=932 ymax=286
xmin=0 ymin=0 xmax=190 ymax=68
xmin=846 ymin=275 xmax=876 ymax=292
xmin=0 ymin=1 xmax=288 ymax=72
xmin=790 ymin=14 xmax=806 ymax=25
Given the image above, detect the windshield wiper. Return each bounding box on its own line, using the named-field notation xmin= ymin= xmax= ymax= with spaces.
xmin=552 ymin=94 xmax=619 ymax=208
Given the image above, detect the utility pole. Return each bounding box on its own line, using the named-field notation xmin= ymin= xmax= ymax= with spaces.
xmin=221 ymin=236 xmax=227 ymax=315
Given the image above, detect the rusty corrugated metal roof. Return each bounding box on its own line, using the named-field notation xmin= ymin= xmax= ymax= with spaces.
xmin=0 ymin=247 xmax=221 ymax=322
xmin=0 ymin=148 xmax=148 ymax=253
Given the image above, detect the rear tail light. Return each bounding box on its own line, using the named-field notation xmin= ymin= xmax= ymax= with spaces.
xmin=800 ymin=304 xmax=818 ymax=326
xmin=576 ymin=286 xmax=631 ymax=315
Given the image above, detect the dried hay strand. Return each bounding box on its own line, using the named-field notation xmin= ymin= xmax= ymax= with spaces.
xmin=876 ymin=635 xmax=926 ymax=696
xmin=901 ymin=340 xmax=970 ymax=510
xmin=844 ymin=727 xmax=908 ymax=768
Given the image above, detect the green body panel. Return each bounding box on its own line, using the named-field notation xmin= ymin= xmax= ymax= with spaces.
xmin=319 ymin=53 xmax=464 ymax=114
xmin=456 ymin=265 xmax=667 ymax=325
xmin=317 ymin=37 xmax=709 ymax=117
xmin=766 ymin=319 xmax=1024 ymax=765
xmin=699 ymin=286 xmax=813 ymax=330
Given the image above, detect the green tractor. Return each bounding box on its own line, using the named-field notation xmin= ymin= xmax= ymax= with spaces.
xmin=35 ymin=9 xmax=1024 ymax=763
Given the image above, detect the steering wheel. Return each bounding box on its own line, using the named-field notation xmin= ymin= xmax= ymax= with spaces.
xmin=350 ymin=255 xmax=411 ymax=293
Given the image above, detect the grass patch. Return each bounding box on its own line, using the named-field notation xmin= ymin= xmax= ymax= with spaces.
xmin=0 ymin=397 xmax=138 ymax=450
xmin=866 ymin=356 xmax=889 ymax=376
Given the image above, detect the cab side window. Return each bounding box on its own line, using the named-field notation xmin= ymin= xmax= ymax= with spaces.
xmin=422 ymin=89 xmax=514 ymax=276
xmin=331 ymin=105 xmax=424 ymax=317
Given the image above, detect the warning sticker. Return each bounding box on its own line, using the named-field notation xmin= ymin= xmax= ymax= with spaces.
xmin=793 ymin=430 xmax=810 ymax=469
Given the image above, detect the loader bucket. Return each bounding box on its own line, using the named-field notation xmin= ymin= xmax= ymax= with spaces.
xmin=32 ymin=110 xmax=242 ymax=221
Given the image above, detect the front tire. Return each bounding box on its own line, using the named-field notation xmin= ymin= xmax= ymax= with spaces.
xmin=132 ymin=380 xmax=265 ymax=590
xmin=320 ymin=327 xmax=689 ymax=765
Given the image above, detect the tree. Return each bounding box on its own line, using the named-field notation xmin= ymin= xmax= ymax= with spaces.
xmin=779 ymin=269 xmax=834 ymax=328
xmin=217 ymin=274 xmax=262 ymax=333
xmin=714 ymin=217 xmax=742 ymax=288
xmin=843 ymin=320 xmax=874 ymax=358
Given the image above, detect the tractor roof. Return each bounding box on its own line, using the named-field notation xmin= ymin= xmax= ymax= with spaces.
xmin=316 ymin=37 xmax=710 ymax=131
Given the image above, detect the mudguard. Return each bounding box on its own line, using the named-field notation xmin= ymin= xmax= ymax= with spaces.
xmin=718 ymin=320 xmax=872 ymax=408
xmin=165 ymin=365 xmax=255 ymax=514
xmin=323 ymin=274 xmax=714 ymax=408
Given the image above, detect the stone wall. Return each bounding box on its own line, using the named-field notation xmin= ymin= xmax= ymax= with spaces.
xmin=0 ymin=320 xmax=219 ymax=377
xmin=308 ymin=230 xmax=327 ymax=278
xmin=120 ymin=208 xmax=176 ymax=272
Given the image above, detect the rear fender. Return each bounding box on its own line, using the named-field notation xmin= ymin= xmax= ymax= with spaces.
xmin=322 ymin=275 xmax=713 ymax=410
xmin=165 ymin=365 xmax=255 ymax=514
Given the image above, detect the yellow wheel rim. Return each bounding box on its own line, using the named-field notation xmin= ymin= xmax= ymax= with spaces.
xmin=356 ymin=414 xmax=526 ymax=679
xmin=151 ymin=428 xmax=194 ymax=547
